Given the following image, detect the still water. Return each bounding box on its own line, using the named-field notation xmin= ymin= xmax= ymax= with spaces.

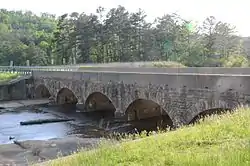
xmin=0 ymin=104 xmax=117 ymax=144
xmin=0 ymin=110 xmax=74 ymax=144
xmin=0 ymin=105 xmax=148 ymax=145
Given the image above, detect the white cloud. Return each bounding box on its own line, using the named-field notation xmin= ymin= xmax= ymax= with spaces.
xmin=1 ymin=0 xmax=250 ymax=36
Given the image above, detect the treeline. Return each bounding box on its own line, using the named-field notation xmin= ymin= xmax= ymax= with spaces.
xmin=0 ymin=9 xmax=56 ymax=66
xmin=0 ymin=6 xmax=249 ymax=67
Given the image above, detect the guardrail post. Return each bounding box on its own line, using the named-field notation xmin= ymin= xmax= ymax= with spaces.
xmin=9 ymin=61 xmax=13 ymax=73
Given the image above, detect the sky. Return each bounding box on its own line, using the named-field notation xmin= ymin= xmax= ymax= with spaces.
xmin=1 ymin=0 xmax=250 ymax=36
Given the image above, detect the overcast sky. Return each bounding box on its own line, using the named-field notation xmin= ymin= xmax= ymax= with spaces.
xmin=2 ymin=0 xmax=250 ymax=36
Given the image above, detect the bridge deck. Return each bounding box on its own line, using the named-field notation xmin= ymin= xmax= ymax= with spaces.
xmin=2 ymin=66 xmax=250 ymax=75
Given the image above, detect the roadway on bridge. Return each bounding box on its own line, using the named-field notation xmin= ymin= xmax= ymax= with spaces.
xmin=3 ymin=63 xmax=250 ymax=75
xmin=75 ymin=67 xmax=250 ymax=76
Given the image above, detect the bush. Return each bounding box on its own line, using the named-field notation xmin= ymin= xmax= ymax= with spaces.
xmin=148 ymin=61 xmax=186 ymax=68
xmin=222 ymin=55 xmax=249 ymax=67
xmin=0 ymin=72 xmax=19 ymax=82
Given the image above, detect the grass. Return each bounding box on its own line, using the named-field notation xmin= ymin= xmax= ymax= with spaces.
xmin=78 ymin=66 xmax=96 ymax=69
xmin=143 ymin=61 xmax=186 ymax=68
xmin=0 ymin=72 xmax=19 ymax=82
xmin=43 ymin=106 xmax=250 ymax=166
xmin=78 ymin=61 xmax=186 ymax=69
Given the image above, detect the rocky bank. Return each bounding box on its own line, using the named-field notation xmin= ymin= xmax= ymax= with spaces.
xmin=0 ymin=136 xmax=102 ymax=166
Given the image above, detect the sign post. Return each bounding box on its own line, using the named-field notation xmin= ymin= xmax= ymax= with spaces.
xmin=26 ymin=60 xmax=30 ymax=66
xmin=63 ymin=58 xmax=66 ymax=65
xmin=10 ymin=61 xmax=13 ymax=67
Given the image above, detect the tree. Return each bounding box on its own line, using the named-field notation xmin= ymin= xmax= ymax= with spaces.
xmin=0 ymin=7 xmax=247 ymax=67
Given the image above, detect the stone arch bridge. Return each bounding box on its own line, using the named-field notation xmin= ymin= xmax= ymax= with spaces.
xmin=31 ymin=70 xmax=250 ymax=127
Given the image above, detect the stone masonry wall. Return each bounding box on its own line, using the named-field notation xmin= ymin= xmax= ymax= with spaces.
xmin=32 ymin=71 xmax=250 ymax=126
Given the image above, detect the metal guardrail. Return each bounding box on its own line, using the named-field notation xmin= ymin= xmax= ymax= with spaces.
xmin=0 ymin=61 xmax=159 ymax=72
xmin=0 ymin=66 xmax=79 ymax=74
xmin=2 ymin=64 xmax=250 ymax=75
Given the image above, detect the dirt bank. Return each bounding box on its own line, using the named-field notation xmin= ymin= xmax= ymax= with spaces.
xmin=0 ymin=136 xmax=102 ymax=166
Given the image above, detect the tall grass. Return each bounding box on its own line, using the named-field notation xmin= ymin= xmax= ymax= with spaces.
xmin=42 ymin=106 xmax=250 ymax=166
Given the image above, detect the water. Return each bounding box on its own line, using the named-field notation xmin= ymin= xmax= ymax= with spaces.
xmin=0 ymin=111 xmax=73 ymax=144
xmin=0 ymin=105 xmax=154 ymax=145
xmin=0 ymin=104 xmax=130 ymax=145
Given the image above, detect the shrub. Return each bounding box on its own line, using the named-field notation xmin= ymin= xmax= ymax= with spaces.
xmin=222 ymin=55 xmax=249 ymax=67
xmin=0 ymin=72 xmax=19 ymax=82
xmin=150 ymin=61 xmax=186 ymax=68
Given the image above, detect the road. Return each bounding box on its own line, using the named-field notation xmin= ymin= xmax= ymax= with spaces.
xmin=2 ymin=61 xmax=250 ymax=75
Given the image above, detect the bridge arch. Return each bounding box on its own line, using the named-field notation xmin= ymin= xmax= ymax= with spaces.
xmin=56 ymin=88 xmax=78 ymax=105
xmin=188 ymin=108 xmax=233 ymax=125
xmin=187 ymin=99 xmax=233 ymax=125
xmin=125 ymin=99 xmax=173 ymax=131
xmin=35 ymin=84 xmax=51 ymax=99
xmin=84 ymin=92 xmax=116 ymax=117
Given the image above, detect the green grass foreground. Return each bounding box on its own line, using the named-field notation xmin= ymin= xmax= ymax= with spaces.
xmin=0 ymin=72 xmax=19 ymax=82
xmin=45 ymin=107 xmax=250 ymax=166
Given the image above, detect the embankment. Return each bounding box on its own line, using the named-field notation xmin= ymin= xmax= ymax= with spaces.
xmin=0 ymin=137 xmax=101 ymax=166
xmin=44 ymin=106 xmax=250 ymax=166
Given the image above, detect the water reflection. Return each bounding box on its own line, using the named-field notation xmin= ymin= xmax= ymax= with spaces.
xmin=0 ymin=111 xmax=72 ymax=144
xmin=0 ymin=105 xmax=170 ymax=144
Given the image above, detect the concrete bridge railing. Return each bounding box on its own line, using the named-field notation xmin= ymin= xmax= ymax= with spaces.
xmin=2 ymin=65 xmax=250 ymax=75
xmin=0 ymin=66 xmax=79 ymax=73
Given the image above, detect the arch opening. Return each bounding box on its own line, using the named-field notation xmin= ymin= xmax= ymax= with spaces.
xmin=35 ymin=84 xmax=51 ymax=99
xmin=125 ymin=99 xmax=173 ymax=132
xmin=56 ymin=88 xmax=78 ymax=106
xmin=188 ymin=108 xmax=233 ymax=125
xmin=84 ymin=92 xmax=116 ymax=118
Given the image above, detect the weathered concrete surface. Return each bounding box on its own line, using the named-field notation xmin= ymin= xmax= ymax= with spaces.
xmin=0 ymin=75 xmax=33 ymax=101
xmin=32 ymin=71 xmax=250 ymax=126
xmin=0 ymin=136 xmax=101 ymax=166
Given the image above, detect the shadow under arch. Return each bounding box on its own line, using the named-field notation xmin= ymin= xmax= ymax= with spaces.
xmin=35 ymin=84 xmax=51 ymax=99
xmin=56 ymin=88 xmax=78 ymax=106
xmin=188 ymin=108 xmax=234 ymax=125
xmin=84 ymin=92 xmax=116 ymax=118
xmin=125 ymin=99 xmax=173 ymax=132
